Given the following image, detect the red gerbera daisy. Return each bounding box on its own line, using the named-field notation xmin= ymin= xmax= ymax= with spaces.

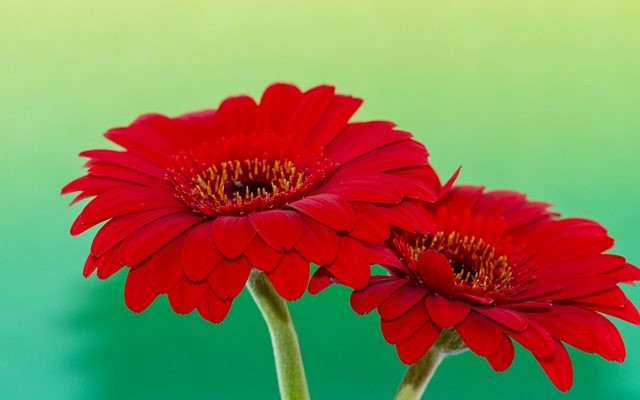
xmin=351 ymin=186 xmax=640 ymax=391
xmin=63 ymin=83 xmax=441 ymax=324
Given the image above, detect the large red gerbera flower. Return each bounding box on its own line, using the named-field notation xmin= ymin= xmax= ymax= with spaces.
xmin=63 ymin=83 xmax=441 ymax=324
xmin=351 ymin=185 xmax=640 ymax=391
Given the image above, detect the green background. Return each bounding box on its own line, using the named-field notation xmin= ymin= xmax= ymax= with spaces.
xmin=1 ymin=1 xmax=638 ymax=399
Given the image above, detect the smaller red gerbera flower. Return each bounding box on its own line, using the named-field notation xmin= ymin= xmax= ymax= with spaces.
xmin=63 ymin=83 xmax=441 ymax=324
xmin=351 ymin=186 xmax=640 ymax=391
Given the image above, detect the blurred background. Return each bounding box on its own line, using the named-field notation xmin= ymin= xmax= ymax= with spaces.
xmin=1 ymin=1 xmax=638 ymax=399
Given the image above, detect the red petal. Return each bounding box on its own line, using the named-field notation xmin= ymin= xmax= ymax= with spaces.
xmin=366 ymin=244 xmax=406 ymax=270
xmin=197 ymin=290 xmax=232 ymax=323
xmin=387 ymin=169 xmax=441 ymax=202
xmin=324 ymin=121 xmax=411 ymax=165
xmin=124 ymin=261 xmax=158 ymax=313
xmin=308 ymin=268 xmax=333 ymax=294
xmin=294 ymin=216 xmax=338 ymax=265
xmin=417 ymin=250 xmax=455 ymax=296
xmin=324 ymin=236 xmax=370 ymax=289
xmin=508 ymin=320 xmax=556 ymax=359
xmin=438 ymin=167 xmax=461 ymax=199
xmin=249 ymin=210 xmax=302 ymax=250
xmin=168 ymin=278 xmax=209 ymax=314
xmin=282 ymin=85 xmax=335 ymax=140
xmin=182 ymin=222 xmax=221 ymax=282
xmin=176 ymin=109 xmax=215 ymax=142
xmin=379 ymin=286 xmax=427 ymax=320
xmin=82 ymin=254 xmax=98 ymax=277
xmin=96 ymin=248 xmax=125 ymax=280
xmin=71 ymin=188 xmax=182 ymax=235
xmin=472 ymin=190 xmax=528 ymax=217
xmin=570 ymin=287 xmax=628 ymax=309
xmin=381 ymin=303 xmax=430 ymax=344
xmin=614 ymin=263 xmax=640 ymax=282
xmin=79 ymin=149 xmax=165 ymax=178
xmin=245 ymin=235 xmax=283 ymax=273
xmin=288 ymin=194 xmax=355 ymax=231
xmin=119 ymin=214 xmax=200 ymax=267
xmin=63 ymin=175 xmax=127 ymax=198
xmin=350 ymin=278 xmax=407 ymax=315
xmin=487 ymin=336 xmax=515 ymax=372
xmin=536 ymin=341 xmax=573 ymax=392
xmin=592 ymin=297 xmax=640 ymax=324
xmin=440 ymin=186 xmax=484 ymax=210
xmin=130 ymin=113 xmax=201 ymax=152
xmin=258 ymin=83 xmax=302 ymax=132
xmin=215 ymin=95 xmax=257 ymax=137
xmin=91 ymin=209 xmax=176 ymax=256
xmin=267 ymin=251 xmax=310 ymax=301
xmin=336 ymin=139 xmax=427 ymax=176
xmin=212 ymin=216 xmax=256 ymax=258
xmin=475 ymin=307 xmax=529 ymax=332
xmin=376 ymin=202 xmax=421 ymax=233
xmin=103 ymin=121 xmax=173 ymax=166
xmin=424 ymin=296 xmax=471 ymax=328
xmin=455 ymin=312 xmax=503 ymax=357
xmin=348 ymin=203 xmax=390 ymax=244
xmin=208 ymin=257 xmax=252 ymax=300
xmin=69 ymin=189 xmax=100 ymax=205
xmin=396 ymin=321 xmax=441 ymax=364
xmin=304 ymin=94 xmax=362 ymax=146
xmin=149 ymin=236 xmax=185 ymax=294
xmin=322 ymin=179 xmax=402 ymax=204
xmin=451 ymin=292 xmax=495 ymax=305
xmin=80 ymin=149 xmax=165 ymax=179
xmin=531 ymin=305 xmax=625 ymax=362
xmin=86 ymin=164 xmax=162 ymax=187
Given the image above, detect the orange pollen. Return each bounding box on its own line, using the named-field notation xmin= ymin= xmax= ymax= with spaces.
xmin=407 ymin=231 xmax=513 ymax=291
xmin=168 ymin=157 xmax=316 ymax=216
xmin=191 ymin=158 xmax=305 ymax=207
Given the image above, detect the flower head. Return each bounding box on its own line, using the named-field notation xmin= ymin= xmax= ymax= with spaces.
xmin=63 ymin=83 xmax=441 ymax=323
xmin=351 ymin=186 xmax=640 ymax=391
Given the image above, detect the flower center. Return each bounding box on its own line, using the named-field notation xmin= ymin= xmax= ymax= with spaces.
xmin=394 ymin=231 xmax=513 ymax=292
xmin=197 ymin=159 xmax=303 ymax=201
xmin=168 ymin=155 xmax=334 ymax=216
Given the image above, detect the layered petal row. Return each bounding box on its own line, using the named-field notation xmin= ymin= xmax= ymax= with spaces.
xmin=64 ymin=83 xmax=445 ymax=323
xmin=351 ymin=186 xmax=639 ymax=391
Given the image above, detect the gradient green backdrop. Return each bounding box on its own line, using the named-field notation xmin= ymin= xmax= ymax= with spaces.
xmin=1 ymin=1 xmax=639 ymax=399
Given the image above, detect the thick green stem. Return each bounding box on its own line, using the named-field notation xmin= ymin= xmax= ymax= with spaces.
xmin=394 ymin=330 xmax=465 ymax=400
xmin=394 ymin=349 xmax=444 ymax=400
xmin=246 ymin=270 xmax=310 ymax=400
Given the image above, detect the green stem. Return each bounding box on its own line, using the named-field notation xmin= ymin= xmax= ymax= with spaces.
xmin=246 ymin=270 xmax=310 ymax=400
xmin=394 ymin=349 xmax=444 ymax=400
